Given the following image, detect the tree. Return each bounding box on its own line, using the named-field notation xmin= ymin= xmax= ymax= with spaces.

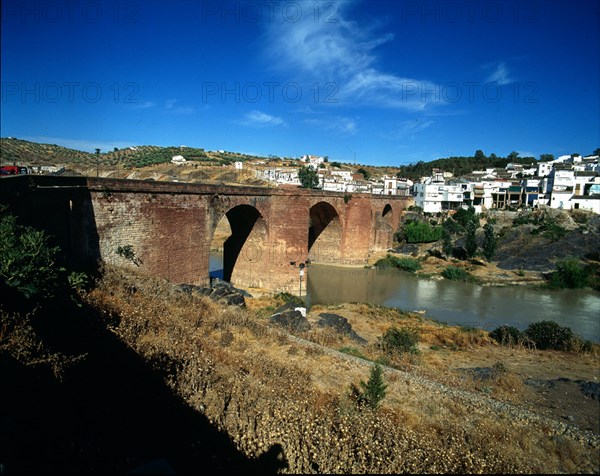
xmin=357 ymin=167 xmax=371 ymax=180
xmin=474 ymin=150 xmax=486 ymax=160
xmin=442 ymin=229 xmax=453 ymax=257
xmin=350 ymin=364 xmax=387 ymax=410
xmin=507 ymin=151 xmax=519 ymax=161
xmin=489 ymin=153 xmax=498 ymax=160
xmin=540 ymin=154 xmax=554 ymax=162
xmin=593 ymin=148 xmax=600 ymax=156
xmin=465 ymin=221 xmax=478 ymax=259
xmin=482 ymin=223 xmax=497 ymax=260
xmin=298 ymin=166 xmax=319 ymax=189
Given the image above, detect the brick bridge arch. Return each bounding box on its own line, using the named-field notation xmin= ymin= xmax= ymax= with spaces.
xmin=0 ymin=176 xmax=413 ymax=293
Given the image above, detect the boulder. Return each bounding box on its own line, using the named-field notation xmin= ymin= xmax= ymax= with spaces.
xmin=316 ymin=313 xmax=367 ymax=344
xmin=270 ymin=309 xmax=310 ymax=332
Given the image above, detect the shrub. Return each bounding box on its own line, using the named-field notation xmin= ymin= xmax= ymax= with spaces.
xmin=453 ymin=207 xmax=479 ymax=229
xmin=547 ymin=258 xmax=590 ymax=289
xmin=442 ymin=218 xmax=462 ymax=235
xmin=524 ymin=320 xmax=575 ymax=351
xmin=489 ymin=325 xmax=524 ymax=346
xmin=441 ymin=266 xmax=474 ymax=282
xmin=374 ymin=255 xmax=421 ymax=273
xmin=404 ymin=221 xmax=443 ymax=243
xmin=379 ymin=327 xmax=419 ymax=355
xmin=0 ymin=206 xmax=65 ymax=300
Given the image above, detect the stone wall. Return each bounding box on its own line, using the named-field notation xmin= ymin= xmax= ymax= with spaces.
xmin=0 ymin=176 xmax=411 ymax=293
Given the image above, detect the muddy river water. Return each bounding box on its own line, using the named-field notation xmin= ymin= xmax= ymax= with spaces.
xmin=305 ymin=264 xmax=600 ymax=343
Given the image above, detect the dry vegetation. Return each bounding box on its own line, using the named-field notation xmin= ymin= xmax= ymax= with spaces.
xmin=80 ymin=265 xmax=599 ymax=474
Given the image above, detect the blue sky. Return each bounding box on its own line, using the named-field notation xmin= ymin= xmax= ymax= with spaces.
xmin=1 ymin=0 xmax=599 ymax=166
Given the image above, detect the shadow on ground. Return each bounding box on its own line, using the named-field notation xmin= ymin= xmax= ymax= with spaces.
xmin=0 ymin=296 xmax=287 ymax=474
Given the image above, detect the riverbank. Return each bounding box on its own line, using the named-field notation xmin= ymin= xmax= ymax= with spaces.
xmin=3 ymin=266 xmax=598 ymax=473
xmin=95 ymin=268 xmax=600 ymax=472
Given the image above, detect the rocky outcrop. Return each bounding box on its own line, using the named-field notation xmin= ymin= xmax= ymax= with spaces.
xmin=316 ymin=313 xmax=367 ymax=344
xmin=176 ymin=279 xmax=251 ymax=307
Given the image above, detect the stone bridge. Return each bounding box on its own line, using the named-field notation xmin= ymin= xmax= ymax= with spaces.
xmin=0 ymin=176 xmax=413 ymax=293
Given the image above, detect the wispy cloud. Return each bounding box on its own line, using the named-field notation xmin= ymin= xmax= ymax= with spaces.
xmin=131 ymin=101 xmax=156 ymax=110
xmin=381 ymin=118 xmax=434 ymax=140
xmin=264 ymin=0 xmax=442 ymax=110
xmin=485 ymin=62 xmax=513 ymax=85
xmin=304 ymin=115 xmax=357 ymax=135
xmin=242 ymin=110 xmax=287 ymax=127
xmin=164 ymin=98 xmax=195 ymax=115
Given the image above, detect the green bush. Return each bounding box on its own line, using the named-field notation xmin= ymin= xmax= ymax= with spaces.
xmin=489 ymin=325 xmax=524 ymax=346
xmin=379 ymin=327 xmax=419 ymax=354
xmin=404 ymin=221 xmax=443 ymax=243
xmin=547 ymin=258 xmax=590 ymax=289
xmin=374 ymin=255 xmax=421 ymax=273
xmin=531 ymin=218 xmax=567 ymax=241
xmin=441 ymin=266 xmax=475 ymax=282
xmin=524 ymin=320 xmax=575 ymax=351
xmin=0 ymin=206 xmax=64 ymax=300
xmin=442 ymin=218 xmax=462 ymax=234
xmin=453 ymin=207 xmax=479 ymax=229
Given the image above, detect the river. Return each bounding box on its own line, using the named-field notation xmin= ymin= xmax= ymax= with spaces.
xmin=210 ymin=254 xmax=600 ymax=343
xmin=306 ymin=264 xmax=600 ymax=343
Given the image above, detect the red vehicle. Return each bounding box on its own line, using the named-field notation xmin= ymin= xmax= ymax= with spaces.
xmin=0 ymin=165 xmax=28 ymax=176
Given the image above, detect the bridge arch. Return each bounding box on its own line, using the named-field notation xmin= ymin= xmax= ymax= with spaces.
xmin=210 ymin=204 xmax=267 ymax=284
xmin=373 ymin=203 xmax=395 ymax=250
xmin=308 ymin=201 xmax=342 ymax=263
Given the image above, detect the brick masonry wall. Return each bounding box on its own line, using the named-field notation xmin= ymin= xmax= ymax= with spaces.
xmin=0 ymin=176 xmax=412 ymax=293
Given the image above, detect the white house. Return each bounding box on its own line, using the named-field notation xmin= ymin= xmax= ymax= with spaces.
xmin=171 ymin=155 xmax=186 ymax=164
xmin=414 ymin=173 xmax=465 ymax=213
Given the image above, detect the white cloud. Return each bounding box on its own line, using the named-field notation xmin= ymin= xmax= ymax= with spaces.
xmin=264 ymin=0 xmax=442 ymax=110
xmin=164 ymin=98 xmax=195 ymax=115
xmin=242 ymin=110 xmax=287 ymax=127
xmin=304 ymin=115 xmax=357 ymax=135
xmin=485 ymin=62 xmax=513 ymax=85
xmin=131 ymin=101 xmax=156 ymax=109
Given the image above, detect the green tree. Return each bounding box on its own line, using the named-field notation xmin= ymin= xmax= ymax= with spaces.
xmin=540 ymin=153 xmax=554 ymax=162
xmin=482 ymin=223 xmax=497 ymax=260
xmin=474 ymin=149 xmax=486 ymax=160
xmin=357 ymin=167 xmax=371 ymax=180
xmin=350 ymin=364 xmax=387 ymax=410
xmin=465 ymin=221 xmax=478 ymax=258
xmin=507 ymin=151 xmax=520 ymax=161
xmin=442 ymin=229 xmax=453 ymax=257
xmin=593 ymin=148 xmax=600 ymax=156
xmin=298 ymin=166 xmax=319 ymax=189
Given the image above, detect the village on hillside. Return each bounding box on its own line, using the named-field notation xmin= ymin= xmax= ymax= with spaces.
xmin=253 ymin=153 xmax=600 ymax=214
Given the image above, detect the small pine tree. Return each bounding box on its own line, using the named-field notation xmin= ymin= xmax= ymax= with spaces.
xmin=359 ymin=364 xmax=387 ymax=410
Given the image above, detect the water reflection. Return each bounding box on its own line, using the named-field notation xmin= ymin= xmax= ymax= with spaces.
xmin=306 ymin=264 xmax=600 ymax=343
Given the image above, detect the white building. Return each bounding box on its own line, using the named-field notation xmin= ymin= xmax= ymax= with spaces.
xmin=413 ymin=173 xmax=466 ymax=213
xmin=171 ymin=155 xmax=186 ymax=164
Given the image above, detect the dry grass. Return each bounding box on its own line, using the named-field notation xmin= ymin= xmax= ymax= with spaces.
xmin=80 ymin=266 xmax=600 ymax=474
